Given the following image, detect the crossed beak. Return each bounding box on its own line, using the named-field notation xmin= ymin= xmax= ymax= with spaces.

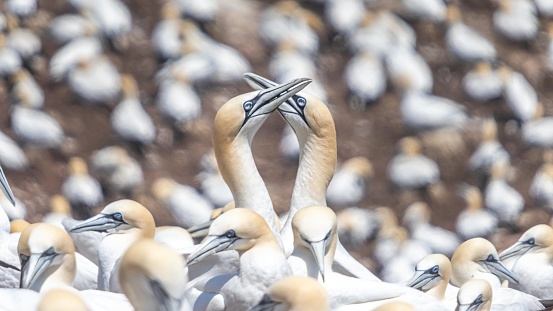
xmin=187 ymin=219 xmax=214 ymax=239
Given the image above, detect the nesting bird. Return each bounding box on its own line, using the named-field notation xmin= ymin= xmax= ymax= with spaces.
xmin=61 ymin=157 xmax=104 ymax=210
xmin=326 ymin=157 xmax=373 ymax=209
xmin=387 ymin=137 xmax=440 ymax=190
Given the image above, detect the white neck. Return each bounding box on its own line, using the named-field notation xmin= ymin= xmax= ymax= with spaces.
xmin=98 ymin=231 xmax=141 ymax=291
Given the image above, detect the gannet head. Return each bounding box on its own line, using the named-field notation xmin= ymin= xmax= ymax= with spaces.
xmin=342 ymin=157 xmax=374 ymax=179
xmin=499 ymin=224 xmax=553 ymax=261
xmin=18 ymin=223 xmax=76 ymax=291
xmin=402 ymin=202 xmax=431 ymax=228
xmin=186 ymin=208 xmax=273 ymax=265
xmin=0 ymin=164 xmax=16 ymax=206
xmin=456 ymin=279 xmax=492 ymax=311
xmin=37 ymin=289 xmax=90 ymax=311
xmin=398 ymin=137 xmax=422 ymax=156
xmin=69 ymin=199 xmax=155 ymax=238
xmin=50 ymin=195 xmax=72 ymax=215
xmin=460 ymin=185 xmax=483 ymax=212
xmin=451 ymin=238 xmax=518 ymax=287
xmin=68 ymin=157 xmax=89 ymax=175
xmin=120 ymin=239 xmax=188 ymax=311
xmin=187 ymin=202 xmax=235 ymax=239
xmin=213 ymin=77 xmax=312 ymax=145
xmin=250 ymin=276 xmax=329 ymax=311
xmin=292 ymin=205 xmax=337 ymax=282
xmin=405 ymin=254 xmax=452 ymax=292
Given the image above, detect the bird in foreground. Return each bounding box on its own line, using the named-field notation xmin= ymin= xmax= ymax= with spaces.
xmin=243 ymin=72 xmax=380 ymax=281
xmin=70 ymin=199 xmax=155 ymax=293
xmin=250 ymin=276 xmax=329 ymax=311
xmin=499 ymin=224 xmax=553 ymax=299
xmin=0 ymin=164 xmax=16 ymax=207
xmin=456 ymin=279 xmax=492 ymax=311
xmin=0 ymin=203 xmax=21 ymax=289
xmin=37 ymin=289 xmax=90 ymax=311
xmin=119 ymin=239 xmax=190 ymax=311
xmin=185 ymin=208 xmax=292 ymax=311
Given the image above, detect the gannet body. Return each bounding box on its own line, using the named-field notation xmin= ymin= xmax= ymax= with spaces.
xmin=250 ymin=276 xmax=330 ymax=311
xmin=243 ymin=73 xmax=380 ymax=281
xmin=37 ymin=289 xmax=90 ymax=311
xmin=467 ymin=119 xmax=510 ymax=176
xmin=11 ymin=68 xmax=44 ymax=109
xmin=336 ymin=207 xmax=379 ymax=247
xmin=499 ymin=224 xmax=553 ymax=299
xmin=5 ymin=0 xmax=36 ymax=17
xmin=500 ymin=67 xmax=538 ymax=122
xmin=400 ymin=91 xmax=468 ymax=131
xmin=18 ymin=223 xmax=133 ymax=310
xmin=7 ymin=28 xmax=41 ymax=61
xmin=49 ymin=37 xmax=102 ymax=81
xmin=344 ymin=51 xmax=386 ymax=107
xmin=120 ymin=239 xmax=190 ymax=311
xmin=70 ymin=200 xmax=156 ymax=293
xmin=484 ymin=161 xmax=523 ymax=225
xmin=186 ymin=208 xmax=292 ymax=311
xmin=48 ymin=14 xmax=98 ymax=44
xmin=90 ymin=146 xmax=144 ymax=194
xmin=388 ymin=137 xmax=440 ymax=190
xmin=462 ymin=62 xmax=503 ymax=102
xmin=156 ymin=77 xmax=202 ymax=126
xmin=0 ymin=164 xmax=16 ymax=208
xmin=154 ymin=226 xmax=195 ymax=254
xmin=279 ymin=124 xmax=300 ymax=162
xmin=0 ymin=130 xmax=28 ymax=170
xmin=11 ymin=106 xmax=65 ymax=148
xmin=325 ymin=0 xmax=365 ymax=34
xmin=196 ymin=151 xmax=233 ymax=208
xmin=0 ymin=206 xmax=20 ymax=288
xmin=0 ymin=35 xmax=22 ymax=76
xmin=151 ymin=3 xmax=184 ymax=60
xmin=0 ymin=288 xmax=40 ymax=310
xmin=456 ymin=186 xmax=497 ymax=240
xmin=68 ymin=56 xmax=121 ymax=104
xmin=529 ymin=152 xmax=553 ymax=210
xmin=326 ymin=157 xmax=373 ymax=209
xmin=522 ymin=116 xmax=553 ymax=148
xmin=85 ymin=0 xmax=132 ymax=41
xmin=176 ymin=0 xmax=219 ymax=21
xmin=493 ymin=0 xmax=538 ymax=42
xmin=386 ymin=48 xmax=432 ymax=94
xmin=62 ymin=157 xmax=103 ymax=209
xmin=402 ymin=0 xmax=446 ymax=21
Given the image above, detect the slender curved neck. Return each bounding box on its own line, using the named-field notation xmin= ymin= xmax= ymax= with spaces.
xmin=426 ymin=277 xmax=447 ymax=301
xmin=36 ymin=254 xmax=76 ymax=293
xmin=215 ymin=135 xmax=281 ymax=240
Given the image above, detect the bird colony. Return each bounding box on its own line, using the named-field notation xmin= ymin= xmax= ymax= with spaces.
xmin=1 ymin=0 xmax=553 ymax=310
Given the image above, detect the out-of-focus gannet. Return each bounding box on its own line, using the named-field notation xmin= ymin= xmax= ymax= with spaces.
xmin=493 ymin=0 xmax=538 ymax=42
xmin=0 ymin=130 xmax=28 ymax=171
xmin=336 ymin=207 xmax=379 ymax=247
xmin=326 ymin=157 xmax=373 ymax=209
xmin=6 ymin=17 xmax=41 ymax=61
xmin=90 ymin=146 xmax=144 ymax=195
xmin=11 ymin=105 xmax=65 ymax=148
xmin=456 ymin=186 xmax=498 ymax=240
xmin=344 ymin=51 xmax=386 ymax=108
xmin=462 ymin=62 xmax=503 ymax=102
xmin=325 ymin=0 xmax=365 ymax=35
xmin=499 ymin=224 xmax=553 ymax=299
xmin=195 ymin=150 xmax=233 ymax=208
xmin=70 ymin=200 xmax=155 ymax=292
xmin=243 ymin=73 xmax=380 ymax=281
xmin=456 ymin=280 xmax=492 ymax=311
xmin=289 ymin=206 xmax=405 ymax=310
xmin=68 ymin=56 xmax=122 ymax=104
xmin=0 ymin=204 xmax=20 ymax=288
xmin=0 ymin=164 xmax=16 ymax=207
xmin=372 ymin=301 xmax=415 ymax=311
xmin=49 ymin=37 xmax=102 ymax=81
xmin=152 ymin=177 xmax=213 ymax=228
xmin=403 ymin=202 xmax=460 ymax=257
xmin=387 ymin=137 xmax=440 ymax=190
xmin=119 ymin=239 xmax=190 ymax=311
xmin=48 ymin=14 xmax=98 ymax=44
xmin=151 ymin=3 xmax=184 ymax=60
xmin=0 ymin=33 xmax=22 ymax=77
xmin=176 ymin=0 xmax=219 ymax=22
xmin=156 ymin=71 xmax=202 ymax=130
xmin=250 ymin=276 xmax=329 ymax=311
xmin=37 ymin=289 xmax=90 ymax=311
xmin=111 ymin=74 xmax=156 ymax=145
xmin=212 ymin=77 xmax=311 ymax=241
xmin=530 ymin=151 xmax=553 ymax=210
xmin=186 ymin=208 xmax=292 ymax=311
xmin=484 ymin=160 xmax=523 ymax=225
xmin=445 ymin=5 xmax=496 ymax=62
xmin=467 ymin=118 xmax=510 ymax=177
xmin=387 ymin=47 xmax=433 ymax=94
xmin=450 ymin=238 xmax=544 ymax=310
xmin=5 ymin=0 xmax=36 ymax=17
xmin=10 ymin=68 xmax=44 ymax=109
xmin=10 ymin=219 xmax=29 ymax=233
xmin=499 ymin=65 xmax=538 ymax=123
xmin=0 ymin=187 xmax=26 ymax=221
xmin=18 ymin=223 xmax=132 ymax=310
xmin=62 ymin=157 xmax=103 ymax=210
xmin=522 ymin=104 xmax=553 ymax=148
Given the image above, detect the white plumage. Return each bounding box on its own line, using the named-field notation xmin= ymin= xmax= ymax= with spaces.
xmin=0 ymin=131 xmax=28 ymax=170
xmin=462 ymin=62 xmax=503 ymax=102
xmin=345 ymin=51 xmax=386 ymax=105
xmin=49 ymin=37 xmax=103 ymax=81
xmin=6 ymin=28 xmax=41 ymax=60
xmin=68 ymin=56 xmax=121 ymax=103
xmin=400 ymin=91 xmax=468 ymax=131
xmin=156 ymin=78 xmax=202 ymax=125
xmin=493 ymin=0 xmax=538 ymax=42
xmin=501 ymin=67 xmax=538 ymax=122
xmin=11 ymin=106 xmax=65 ymax=148
xmin=386 ymin=48 xmax=433 ymax=94
xmin=11 ymin=69 xmax=44 ymax=109
xmin=62 ymin=157 xmax=104 ymax=209
xmin=49 ymin=14 xmax=97 ymax=44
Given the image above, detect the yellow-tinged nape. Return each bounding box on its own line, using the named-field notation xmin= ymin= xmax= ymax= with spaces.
xmin=269 ymin=276 xmax=329 ymax=311
xmin=18 ymin=223 xmax=76 ymax=260
xmin=457 ymin=280 xmax=493 ymax=311
xmin=50 ymin=194 xmax=72 ymax=215
xmin=38 ymin=289 xmax=90 ymax=311
xmin=119 ymin=239 xmax=187 ymax=310
xmin=68 ymin=157 xmax=89 ymax=175
xmin=10 ymin=219 xmax=30 ymax=233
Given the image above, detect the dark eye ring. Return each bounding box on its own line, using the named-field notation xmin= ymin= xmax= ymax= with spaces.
xmin=486 ymin=254 xmax=495 ymax=261
xmin=243 ymin=101 xmax=253 ymax=111
xmin=44 ymin=247 xmax=56 ymax=256
xmin=297 ymin=97 xmax=306 ymax=107
xmin=528 ymin=237 xmax=535 ymax=245
xmin=113 ymin=213 xmax=123 ymax=221
xmin=225 ymin=230 xmax=236 ymax=238
xmin=20 ymin=254 xmax=29 ymax=261
xmin=431 ymin=265 xmax=439 ymax=273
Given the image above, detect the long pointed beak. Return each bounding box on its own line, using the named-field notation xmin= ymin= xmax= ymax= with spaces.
xmin=187 ymin=219 xmax=214 ymax=239
xmin=499 ymin=241 xmax=536 ymax=261
xmin=186 ymin=235 xmax=238 ymax=266
xmin=150 ymin=279 xmax=182 ymax=311
xmin=20 ymin=253 xmax=55 ymax=289
xmin=479 ymin=259 xmax=518 ymax=284
xmin=307 ymin=240 xmax=327 ymax=282
xmin=249 ymin=294 xmax=280 ymax=311
xmin=0 ymin=165 xmax=16 ymax=207
xmin=241 ymin=77 xmax=311 ymax=126
xmin=70 ymin=214 xmax=124 ymax=233
xmin=405 ymin=269 xmax=437 ymax=290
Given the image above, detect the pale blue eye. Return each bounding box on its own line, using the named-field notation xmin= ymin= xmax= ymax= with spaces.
xmin=243 ymin=101 xmax=253 ymax=111
xmin=113 ymin=213 xmax=123 ymax=221
xmin=297 ymin=97 xmax=306 ymax=107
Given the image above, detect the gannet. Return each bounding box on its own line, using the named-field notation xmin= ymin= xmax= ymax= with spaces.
xmin=0 ymin=204 xmax=20 ymax=288
xmin=49 ymin=37 xmax=103 ymax=81
xmin=0 ymin=186 xmax=25 ymax=221
xmin=467 ymin=118 xmax=510 ymax=177
xmin=37 ymin=289 xmax=90 ymax=311
xmin=11 ymin=105 xmax=65 ymax=148
xmin=78 ymin=0 xmax=132 ymax=46
xmin=344 ymin=51 xmax=386 ymax=108
xmin=522 ymin=104 xmax=553 ymax=148
xmin=372 ymin=301 xmax=415 ymax=311
xmin=462 ymin=62 xmax=503 ymax=102
xmin=152 ymin=177 xmax=213 ymax=228
xmin=402 ymin=0 xmax=445 ymax=22
xmin=288 ymin=205 xmax=406 ymax=310
xmin=156 ymin=70 xmax=202 ymax=130
xmin=456 ymin=186 xmax=498 ymax=240
xmin=456 ymin=280 xmax=492 ymax=311
xmin=530 ymin=151 xmax=553 ymax=210
xmin=250 ymin=276 xmax=329 ymax=311
xmin=405 ymin=254 xmax=457 ymax=309
xmin=119 ymin=239 xmax=190 ymax=311
xmin=0 ymin=164 xmax=16 ymax=207
xmin=10 ymin=219 xmax=29 ymax=233
xmin=6 ymin=17 xmax=41 ymax=61
xmin=68 ymin=56 xmax=122 ymax=104
xmin=243 ymin=73 xmax=380 ymax=281
xmin=70 ymin=200 xmax=156 ymax=292
xmin=151 ymin=3 xmax=185 ymax=60
xmin=187 ymin=202 xmax=235 ymax=239
xmin=499 ymin=224 xmax=553 ymax=299
xmin=444 ymin=5 xmax=496 ymax=62
xmin=484 ymin=160 xmax=523 ymax=225
xmin=499 ymin=65 xmax=538 ymax=123
xmin=111 ymin=74 xmax=156 ymax=145
xmin=535 ymin=0 xmax=553 ymax=16
xmin=0 ymin=33 xmax=22 ymax=77
xmin=402 ymin=202 xmax=460 ymax=257
xmin=18 ymin=223 xmax=133 ymax=310
xmin=186 ymin=208 xmax=292 ymax=311
xmin=154 ymin=226 xmax=195 ymax=254
xmin=336 ymin=207 xmax=379 ymax=247
xmin=450 ymin=238 xmax=544 ymax=310
xmin=90 ymin=146 xmax=144 ymax=195
xmin=5 ymin=0 xmax=36 ymax=17
xmin=387 ymin=137 xmax=440 ymax=190
xmin=386 ymin=47 xmax=433 ymax=94
xmin=493 ymin=0 xmax=538 ymax=42
xmin=195 ymin=150 xmax=233 ymax=208
xmin=10 ymin=68 xmax=44 ymax=109
xmin=279 ymin=124 xmax=300 ymax=162
xmin=326 ymin=157 xmax=373 ymax=209
xmin=0 ymin=130 xmax=29 ymax=170
xmin=325 ymin=0 xmax=365 ymax=35
xmin=48 ymin=14 xmax=98 ymax=44
xmin=177 ymin=0 xmax=219 ymax=21
xmin=212 ymin=77 xmax=311 ymax=241
xmin=62 ymin=157 xmax=104 ymax=210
